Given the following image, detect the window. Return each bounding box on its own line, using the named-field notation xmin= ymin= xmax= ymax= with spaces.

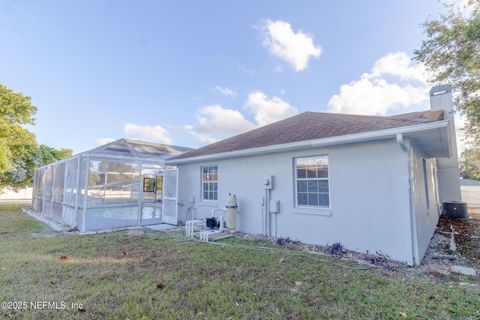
xmin=143 ymin=177 xmax=155 ymax=193
xmin=202 ymin=165 xmax=218 ymax=201
xmin=422 ymin=159 xmax=430 ymax=210
xmin=295 ymin=156 xmax=329 ymax=208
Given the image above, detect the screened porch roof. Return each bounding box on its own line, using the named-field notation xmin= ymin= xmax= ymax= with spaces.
xmin=85 ymin=139 xmax=193 ymax=160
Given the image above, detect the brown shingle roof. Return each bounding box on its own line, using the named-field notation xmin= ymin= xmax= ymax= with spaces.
xmin=170 ymin=110 xmax=444 ymax=160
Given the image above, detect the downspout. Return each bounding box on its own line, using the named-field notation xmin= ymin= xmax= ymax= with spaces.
xmin=396 ymin=134 xmax=419 ymax=265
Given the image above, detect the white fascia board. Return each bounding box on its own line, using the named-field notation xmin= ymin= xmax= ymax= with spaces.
xmin=167 ymin=120 xmax=449 ymax=165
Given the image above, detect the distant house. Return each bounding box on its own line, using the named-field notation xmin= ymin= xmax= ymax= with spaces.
xmin=167 ymin=85 xmax=461 ymax=265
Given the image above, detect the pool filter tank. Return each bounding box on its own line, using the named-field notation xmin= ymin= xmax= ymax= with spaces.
xmin=226 ymin=193 xmax=238 ymax=230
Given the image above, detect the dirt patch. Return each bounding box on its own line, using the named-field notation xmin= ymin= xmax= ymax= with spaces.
xmin=231 ymin=232 xmax=406 ymax=271
xmin=31 ymin=232 xmax=59 ymax=238
xmin=437 ymin=217 xmax=480 ymax=262
xmin=420 ymin=217 xmax=480 ymax=281
xmin=126 ymin=229 xmax=144 ymax=236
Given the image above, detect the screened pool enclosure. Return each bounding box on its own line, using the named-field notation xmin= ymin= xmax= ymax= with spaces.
xmin=32 ymin=139 xmax=191 ymax=232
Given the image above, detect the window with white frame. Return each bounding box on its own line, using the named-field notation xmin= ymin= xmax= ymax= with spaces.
xmin=201 ymin=165 xmax=218 ymax=201
xmin=295 ymin=156 xmax=329 ymax=207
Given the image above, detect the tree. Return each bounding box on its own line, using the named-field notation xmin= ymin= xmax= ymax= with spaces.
xmin=414 ymin=1 xmax=480 ymax=144
xmin=0 ymin=84 xmax=37 ymax=173
xmin=35 ymin=144 xmax=73 ymax=166
xmin=460 ymin=148 xmax=480 ymax=180
xmin=0 ymin=144 xmax=73 ymax=189
xmin=0 ymin=84 xmax=72 ymax=188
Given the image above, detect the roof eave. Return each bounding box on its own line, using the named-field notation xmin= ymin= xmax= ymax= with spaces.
xmin=166 ymin=120 xmax=449 ymax=165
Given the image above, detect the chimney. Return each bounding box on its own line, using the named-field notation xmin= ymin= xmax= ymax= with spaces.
xmin=429 ymin=84 xmax=462 ymax=202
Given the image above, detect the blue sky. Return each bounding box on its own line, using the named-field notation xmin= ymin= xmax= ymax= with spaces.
xmin=0 ymin=0 xmax=450 ymax=153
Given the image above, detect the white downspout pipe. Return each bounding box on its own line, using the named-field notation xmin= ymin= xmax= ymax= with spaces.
xmin=396 ymin=134 xmax=419 ymax=265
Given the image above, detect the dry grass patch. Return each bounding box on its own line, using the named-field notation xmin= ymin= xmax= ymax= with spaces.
xmin=0 ymin=205 xmax=479 ymax=319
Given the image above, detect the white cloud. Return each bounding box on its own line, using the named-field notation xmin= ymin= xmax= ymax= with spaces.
xmin=369 ymin=52 xmax=427 ymax=82
xmin=328 ymin=52 xmax=429 ymax=115
xmin=123 ymin=123 xmax=172 ymax=144
xmin=95 ymin=137 xmax=115 ymax=145
xmin=184 ymin=105 xmax=256 ymax=144
xmin=452 ymin=0 xmax=475 ymax=16
xmin=213 ymin=86 xmax=237 ymax=97
xmin=262 ymin=19 xmax=321 ymax=71
xmin=245 ymin=91 xmax=298 ymax=126
xmin=185 ymin=91 xmax=299 ymax=143
xmin=238 ymin=64 xmax=254 ymax=76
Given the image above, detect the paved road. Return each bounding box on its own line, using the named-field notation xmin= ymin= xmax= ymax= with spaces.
xmin=462 ymin=186 xmax=480 ymax=207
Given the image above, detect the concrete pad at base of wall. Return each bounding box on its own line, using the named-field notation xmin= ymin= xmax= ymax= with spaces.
xmin=22 ymin=208 xmax=66 ymax=232
xmin=77 ymin=226 xmax=144 ymax=235
xmin=22 ymin=208 xmax=179 ymax=235
xmin=77 ymin=224 xmax=174 ymax=235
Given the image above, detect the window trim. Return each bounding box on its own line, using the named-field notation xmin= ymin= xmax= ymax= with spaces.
xmin=201 ymin=165 xmax=218 ymax=202
xmin=293 ymin=155 xmax=331 ymax=210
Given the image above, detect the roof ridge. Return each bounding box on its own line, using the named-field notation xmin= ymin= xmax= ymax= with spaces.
xmin=302 ymin=111 xmax=389 ymax=119
xmin=303 ymin=110 xmax=439 ymax=120
xmin=170 ymin=109 xmax=443 ymax=160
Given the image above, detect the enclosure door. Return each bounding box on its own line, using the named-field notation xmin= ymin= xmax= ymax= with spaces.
xmin=162 ymin=168 xmax=178 ymax=225
xmin=140 ymin=174 xmax=162 ymax=225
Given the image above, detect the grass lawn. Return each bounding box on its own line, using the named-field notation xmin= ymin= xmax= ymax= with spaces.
xmin=1 ymin=205 xmax=479 ymax=319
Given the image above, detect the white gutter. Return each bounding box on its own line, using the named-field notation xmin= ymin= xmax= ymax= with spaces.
xmin=396 ymin=133 xmax=419 ymax=265
xmin=167 ymin=120 xmax=449 ymax=165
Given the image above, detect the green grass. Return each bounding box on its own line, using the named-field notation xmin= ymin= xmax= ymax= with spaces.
xmin=0 ymin=205 xmax=479 ymax=319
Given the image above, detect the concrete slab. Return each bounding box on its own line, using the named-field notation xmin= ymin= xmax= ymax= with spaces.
xmin=22 ymin=208 xmax=65 ymax=232
xmin=450 ymin=265 xmax=477 ymax=276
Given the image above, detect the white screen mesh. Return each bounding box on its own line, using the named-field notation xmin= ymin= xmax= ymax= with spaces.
xmin=64 ymin=159 xmax=79 ymax=206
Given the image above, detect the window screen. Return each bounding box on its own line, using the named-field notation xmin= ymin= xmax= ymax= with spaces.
xmin=202 ymin=165 xmax=218 ymax=201
xmin=295 ymin=156 xmax=329 ymax=207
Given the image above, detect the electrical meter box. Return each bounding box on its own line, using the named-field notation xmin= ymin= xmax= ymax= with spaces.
xmin=264 ymin=175 xmax=274 ymax=189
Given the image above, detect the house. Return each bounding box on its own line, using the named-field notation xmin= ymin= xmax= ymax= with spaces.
xmin=167 ymin=85 xmax=461 ymax=265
